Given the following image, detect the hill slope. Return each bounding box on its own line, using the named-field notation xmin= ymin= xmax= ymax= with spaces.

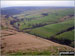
xmin=1 ymin=7 xmax=74 ymax=55
xmin=1 ymin=31 xmax=74 ymax=55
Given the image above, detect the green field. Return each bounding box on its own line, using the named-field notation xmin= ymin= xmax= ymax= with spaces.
xmin=1 ymin=7 xmax=74 ymax=55
xmin=29 ymin=19 xmax=74 ymax=38
xmin=56 ymin=30 xmax=74 ymax=41
xmin=12 ymin=8 xmax=74 ymax=47
xmin=13 ymin=8 xmax=74 ymax=31
xmin=55 ymin=29 xmax=74 ymax=47
xmin=2 ymin=7 xmax=74 ymax=47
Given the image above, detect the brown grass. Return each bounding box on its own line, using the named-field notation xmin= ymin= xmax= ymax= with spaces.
xmin=1 ymin=30 xmax=74 ymax=54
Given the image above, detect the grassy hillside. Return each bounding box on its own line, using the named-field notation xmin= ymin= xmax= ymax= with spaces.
xmin=12 ymin=8 xmax=74 ymax=31
xmin=29 ymin=19 xmax=74 ymax=38
xmin=56 ymin=30 xmax=74 ymax=41
xmin=1 ymin=7 xmax=74 ymax=47
xmin=1 ymin=7 xmax=74 ymax=55
xmin=28 ymin=19 xmax=74 ymax=47
xmin=55 ymin=30 xmax=74 ymax=47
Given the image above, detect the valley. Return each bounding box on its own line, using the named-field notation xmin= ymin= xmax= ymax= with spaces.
xmin=0 ymin=7 xmax=74 ymax=55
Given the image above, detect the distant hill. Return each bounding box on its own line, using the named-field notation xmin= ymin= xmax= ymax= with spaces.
xmin=1 ymin=6 xmax=74 ymax=15
xmin=1 ymin=7 xmax=47 ymax=15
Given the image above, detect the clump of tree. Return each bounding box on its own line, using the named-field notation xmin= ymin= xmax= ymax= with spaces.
xmin=13 ymin=17 xmax=18 ymax=19
xmin=32 ymin=23 xmax=47 ymax=28
xmin=21 ymin=18 xmax=24 ymax=21
xmin=10 ymin=20 xmax=16 ymax=25
xmin=49 ymin=37 xmax=73 ymax=47
xmin=5 ymin=15 xmax=9 ymax=19
xmin=42 ymin=13 xmax=48 ymax=16
xmin=25 ymin=18 xmax=33 ymax=21
xmin=69 ymin=14 xmax=74 ymax=17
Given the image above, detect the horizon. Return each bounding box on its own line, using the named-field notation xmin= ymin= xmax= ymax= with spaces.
xmin=1 ymin=6 xmax=74 ymax=9
xmin=1 ymin=1 xmax=74 ymax=8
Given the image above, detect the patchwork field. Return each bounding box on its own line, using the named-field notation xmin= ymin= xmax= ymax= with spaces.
xmin=1 ymin=7 xmax=74 ymax=55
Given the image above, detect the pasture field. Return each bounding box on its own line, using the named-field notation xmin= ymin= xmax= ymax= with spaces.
xmin=1 ymin=7 xmax=74 ymax=55
xmin=13 ymin=8 xmax=74 ymax=31
xmin=29 ymin=19 xmax=74 ymax=38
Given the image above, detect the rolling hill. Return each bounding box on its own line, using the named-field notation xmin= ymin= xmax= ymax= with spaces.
xmin=1 ymin=6 xmax=74 ymax=55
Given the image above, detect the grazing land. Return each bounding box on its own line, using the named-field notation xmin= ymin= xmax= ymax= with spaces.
xmin=0 ymin=7 xmax=74 ymax=55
